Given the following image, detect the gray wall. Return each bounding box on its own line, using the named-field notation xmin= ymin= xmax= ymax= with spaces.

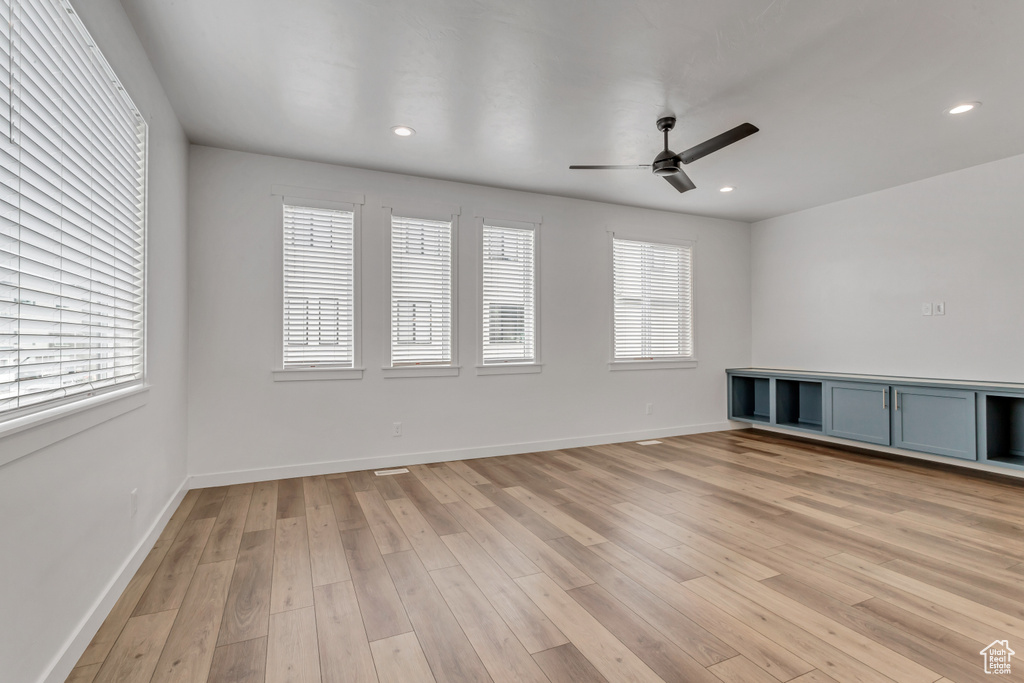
xmin=186 ymin=146 xmax=753 ymax=482
xmin=0 ymin=2 xmax=190 ymax=681
xmin=752 ymin=152 xmax=1024 ymax=382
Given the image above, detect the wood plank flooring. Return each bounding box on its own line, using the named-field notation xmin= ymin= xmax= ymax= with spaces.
xmin=70 ymin=431 xmax=1024 ymax=682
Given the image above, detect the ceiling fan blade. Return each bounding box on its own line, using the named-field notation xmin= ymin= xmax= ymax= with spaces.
xmin=663 ymin=170 xmax=696 ymax=193
xmin=678 ymin=123 xmax=759 ymax=165
xmin=569 ymin=164 xmax=651 ymax=170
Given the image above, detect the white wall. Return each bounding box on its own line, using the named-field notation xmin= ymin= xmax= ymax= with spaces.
xmin=187 ymin=146 xmax=751 ymax=482
xmin=752 ymin=152 xmax=1024 ymax=383
xmin=0 ymin=2 xmax=190 ymax=682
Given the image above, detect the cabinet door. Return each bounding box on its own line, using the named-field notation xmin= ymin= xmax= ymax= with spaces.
xmin=825 ymin=381 xmax=891 ymax=445
xmin=892 ymin=386 xmax=977 ymax=460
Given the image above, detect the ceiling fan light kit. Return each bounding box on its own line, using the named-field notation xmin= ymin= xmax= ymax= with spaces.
xmin=570 ymin=116 xmax=758 ymax=194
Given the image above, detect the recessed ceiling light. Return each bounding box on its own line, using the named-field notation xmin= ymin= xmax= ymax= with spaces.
xmin=720 ymin=186 xmax=734 ymax=193
xmin=947 ymin=102 xmax=980 ymax=115
xmin=391 ymin=125 xmax=415 ymax=136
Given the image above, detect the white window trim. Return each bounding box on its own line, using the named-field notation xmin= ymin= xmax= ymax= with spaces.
xmin=608 ymin=359 xmax=698 ymax=371
xmin=382 ymin=366 xmax=461 ymax=378
xmin=607 ymin=230 xmax=698 ymax=370
xmin=0 ymin=385 xmax=148 ymax=467
xmin=271 ymin=188 xmax=366 ymax=381
xmin=476 ymin=363 xmax=543 ymax=375
xmin=381 ymin=200 xmax=461 ymax=378
xmin=272 ymin=368 xmax=364 ymax=382
xmin=475 ymin=213 xmax=543 ymax=376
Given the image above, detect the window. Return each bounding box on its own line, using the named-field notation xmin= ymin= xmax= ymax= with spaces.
xmin=612 ymin=237 xmax=693 ymax=362
xmin=0 ymin=0 xmax=147 ymax=421
xmin=283 ymin=204 xmax=354 ymax=368
xmin=389 ymin=214 xmax=453 ymax=367
xmin=482 ymin=223 xmax=536 ymax=365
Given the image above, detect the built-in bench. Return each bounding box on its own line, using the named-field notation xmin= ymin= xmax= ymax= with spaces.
xmin=727 ymin=368 xmax=1024 ymax=473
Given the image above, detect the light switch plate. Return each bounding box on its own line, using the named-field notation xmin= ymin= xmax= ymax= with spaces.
xmin=934 ymin=302 xmax=945 ymax=315
xmin=921 ymin=303 xmax=933 ymax=316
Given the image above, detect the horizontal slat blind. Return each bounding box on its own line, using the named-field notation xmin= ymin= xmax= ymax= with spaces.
xmin=482 ymin=224 xmax=535 ymax=364
xmin=390 ymin=214 xmax=452 ymax=366
xmin=613 ymin=238 xmax=692 ymax=360
xmin=0 ymin=0 xmax=146 ymax=418
xmin=283 ymin=204 xmax=354 ymax=368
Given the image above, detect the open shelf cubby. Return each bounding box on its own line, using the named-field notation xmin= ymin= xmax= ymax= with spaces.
xmin=775 ymin=379 xmax=823 ymax=432
xmin=731 ymin=375 xmax=771 ymax=423
xmin=985 ymin=395 xmax=1024 ymax=467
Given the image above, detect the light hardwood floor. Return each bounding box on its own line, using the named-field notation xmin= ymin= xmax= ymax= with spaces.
xmin=69 ymin=430 xmax=1024 ymax=682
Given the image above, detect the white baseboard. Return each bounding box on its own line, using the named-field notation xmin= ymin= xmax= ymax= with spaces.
xmin=42 ymin=478 xmax=191 ymax=683
xmin=189 ymin=421 xmax=743 ymax=488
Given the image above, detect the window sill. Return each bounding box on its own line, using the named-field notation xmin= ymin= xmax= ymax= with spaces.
xmin=382 ymin=366 xmax=461 ymax=378
xmin=273 ymin=367 xmax=365 ymax=382
xmin=0 ymin=384 xmax=149 ymax=467
xmin=608 ymin=359 xmax=698 ymax=371
xmin=476 ymin=363 xmax=543 ymax=376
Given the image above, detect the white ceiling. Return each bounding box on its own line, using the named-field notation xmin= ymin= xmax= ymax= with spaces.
xmin=120 ymin=0 xmax=1024 ymax=222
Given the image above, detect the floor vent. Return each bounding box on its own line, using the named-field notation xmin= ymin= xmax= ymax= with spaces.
xmin=637 ymin=440 xmax=662 ymax=445
xmin=374 ymin=468 xmax=410 ymax=476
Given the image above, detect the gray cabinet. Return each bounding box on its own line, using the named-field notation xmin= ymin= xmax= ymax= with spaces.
xmin=776 ymin=379 xmax=823 ymax=432
xmin=825 ymin=381 xmax=891 ymax=446
xmin=726 ymin=369 xmax=1015 ymax=474
xmin=981 ymin=394 xmax=1024 ymax=467
xmin=891 ymin=385 xmax=977 ymax=460
xmin=729 ymin=375 xmax=771 ymax=423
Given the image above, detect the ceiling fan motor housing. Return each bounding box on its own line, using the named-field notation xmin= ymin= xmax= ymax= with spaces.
xmin=652 ymin=149 xmax=681 ymax=176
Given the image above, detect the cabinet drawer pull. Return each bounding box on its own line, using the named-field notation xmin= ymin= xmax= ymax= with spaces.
xmin=894 ymin=389 xmax=899 ymax=411
xmin=883 ymin=389 xmax=887 ymax=409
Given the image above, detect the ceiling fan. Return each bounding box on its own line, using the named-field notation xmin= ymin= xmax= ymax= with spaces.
xmin=569 ymin=117 xmax=759 ymax=194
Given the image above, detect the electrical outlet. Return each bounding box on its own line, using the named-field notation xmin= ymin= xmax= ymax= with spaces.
xmin=130 ymin=488 xmax=138 ymax=520
xmin=645 ymin=403 xmax=653 ymax=415
xmin=921 ymin=303 xmax=933 ymax=316
xmin=392 ymin=422 xmax=402 ymax=437
xmin=934 ymin=302 xmax=945 ymax=315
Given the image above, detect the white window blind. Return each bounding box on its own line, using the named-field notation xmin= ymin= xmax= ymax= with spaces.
xmin=482 ymin=224 xmax=535 ymax=364
xmin=283 ymin=204 xmax=354 ymax=368
xmin=0 ymin=0 xmax=147 ymax=419
xmin=613 ymin=238 xmax=692 ymax=360
xmin=390 ymin=215 xmax=452 ymax=366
